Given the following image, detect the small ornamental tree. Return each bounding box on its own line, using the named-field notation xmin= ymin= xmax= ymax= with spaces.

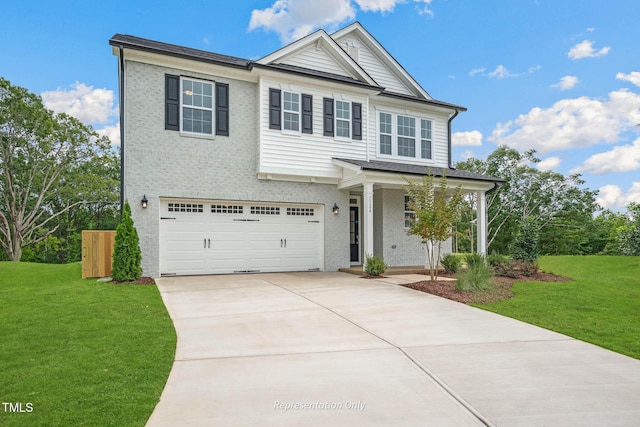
xmin=111 ymin=201 xmax=142 ymax=282
xmin=405 ymin=172 xmax=465 ymax=280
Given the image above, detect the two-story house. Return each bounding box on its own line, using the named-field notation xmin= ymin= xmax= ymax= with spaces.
xmin=109 ymin=22 xmax=499 ymax=277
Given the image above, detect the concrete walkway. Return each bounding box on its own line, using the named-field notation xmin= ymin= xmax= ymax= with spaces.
xmin=147 ymin=272 xmax=640 ymax=426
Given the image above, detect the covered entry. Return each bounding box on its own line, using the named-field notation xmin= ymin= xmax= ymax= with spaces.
xmin=159 ymin=199 xmax=323 ymax=275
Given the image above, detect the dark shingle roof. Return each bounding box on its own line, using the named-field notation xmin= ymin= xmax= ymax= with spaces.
xmin=109 ymin=34 xmax=251 ymax=69
xmin=334 ymin=158 xmax=503 ymax=183
xmin=256 ymin=63 xmax=383 ymax=90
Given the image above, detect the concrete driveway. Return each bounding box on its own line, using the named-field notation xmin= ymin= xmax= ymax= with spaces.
xmin=147 ymin=272 xmax=640 ymax=426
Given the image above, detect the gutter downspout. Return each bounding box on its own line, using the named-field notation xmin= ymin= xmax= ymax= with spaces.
xmin=447 ymin=108 xmax=460 ymax=169
xmin=117 ymin=45 xmax=125 ymax=215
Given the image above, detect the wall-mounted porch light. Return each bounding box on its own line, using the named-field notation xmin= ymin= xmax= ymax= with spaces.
xmin=332 ymin=203 xmax=339 ymax=215
xmin=141 ymin=195 xmax=148 ymax=209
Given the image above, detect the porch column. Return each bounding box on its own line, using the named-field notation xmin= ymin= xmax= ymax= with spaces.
xmin=363 ymin=181 xmax=374 ymax=270
xmin=476 ymin=191 xmax=487 ymax=255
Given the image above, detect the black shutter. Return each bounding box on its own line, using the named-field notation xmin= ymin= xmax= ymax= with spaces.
xmin=323 ymin=98 xmax=334 ymax=136
xmin=302 ymin=94 xmax=313 ymax=134
xmin=269 ymin=88 xmax=281 ymax=130
xmin=165 ymin=74 xmax=180 ymax=131
xmin=215 ymin=82 xmax=229 ymax=136
xmin=352 ymin=102 xmax=362 ymax=140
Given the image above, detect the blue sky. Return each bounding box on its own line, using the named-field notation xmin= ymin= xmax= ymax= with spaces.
xmin=3 ymin=0 xmax=639 ymax=210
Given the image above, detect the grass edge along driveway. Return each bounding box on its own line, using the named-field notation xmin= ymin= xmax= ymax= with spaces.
xmin=0 ymin=262 xmax=176 ymax=427
xmin=476 ymin=256 xmax=640 ymax=360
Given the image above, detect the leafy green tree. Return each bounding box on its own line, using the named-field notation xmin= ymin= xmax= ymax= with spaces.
xmin=0 ymin=77 xmax=113 ymax=261
xmin=111 ymin=201 xmax=142 ymax=282
xmin=510 ymin=216 xmax=540 ymax=262
xmin=456 ymin=145 xmax=598 ymax=254
xmin=405 ymin=172 xmax=466 ymax=280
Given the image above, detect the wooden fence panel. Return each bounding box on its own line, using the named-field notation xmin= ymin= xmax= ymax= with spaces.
xmin=82 ymin=230 xmax=116 ymax=278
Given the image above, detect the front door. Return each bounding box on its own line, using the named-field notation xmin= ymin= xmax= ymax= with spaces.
xmin=350 ymin=206 xmax=359 ymax=263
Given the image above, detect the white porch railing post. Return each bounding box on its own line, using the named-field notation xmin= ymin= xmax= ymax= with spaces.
xmin=476 ymin=191 xmax=487 ymax=255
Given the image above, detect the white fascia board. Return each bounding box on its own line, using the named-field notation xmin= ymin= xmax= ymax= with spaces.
xmin=331 ymin=22 xmax=431 ymax=100
xmin=122 ymin=49 xmax=257 ymax=83
xmin=256 ymin=30 xmax=378 ymax=87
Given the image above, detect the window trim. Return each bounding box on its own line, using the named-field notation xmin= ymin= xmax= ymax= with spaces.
xmin=180 ymin=76 xmax=214 ymax=136
xmin=282 ymin=90 xmax=301 ymax=133
xmin=334 ymin=99 xmax=351 ymax=140
xmin=378 ymin=111 xmax=434 ymax=161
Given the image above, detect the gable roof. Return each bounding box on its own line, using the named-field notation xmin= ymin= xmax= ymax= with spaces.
xmin=331 ymin=22 xmax=431 ymax=100
xmin=255 ymin=29 xmax=379 ymax=87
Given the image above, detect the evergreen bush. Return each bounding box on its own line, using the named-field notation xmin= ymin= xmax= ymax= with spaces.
xmin=111 ymin=201 xmax=142 ymax=282
xmin=510 ymin=217 xmax=540 ymax=263
xmin=441 ymin=253 xmax=462 ymax=274
xmin=364 ymin=253 xmax=388 ymax=277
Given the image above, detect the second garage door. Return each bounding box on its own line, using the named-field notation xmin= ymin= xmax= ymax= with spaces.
xmin=159 ymin=199 xmax=323 ymax=275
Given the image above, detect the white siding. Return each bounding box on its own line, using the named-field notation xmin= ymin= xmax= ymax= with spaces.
xmin=338 ymin=35 xmax=415 ymax=96
xmin=280 ymin=45 xmax=352 ymax=77
xmin=367 ymin=101 xmax=451 ymax=168
xmin=259 ymin=78 xmax=368 ymax=178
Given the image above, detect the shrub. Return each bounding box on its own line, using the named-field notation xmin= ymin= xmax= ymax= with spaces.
xmin=491 ymin=258 xmax=539 ymax=278
xmin=456 ymin=261 xmax=493 ymax=292
xmin=364 ymin=253 xmax=388 ymax=277
xmin=441 ymin=253 xmax=462 ymax=274
xmin=465 ymin=252 xmax=485 ymax=268
xmin=511 ymin=217 xmax=540 ymax=263
xmin=111 ymin=201 xmax=142 ymax=282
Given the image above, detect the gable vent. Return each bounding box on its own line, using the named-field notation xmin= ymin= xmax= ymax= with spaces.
xmin=346 ymin=42 xmax=359 ymax=63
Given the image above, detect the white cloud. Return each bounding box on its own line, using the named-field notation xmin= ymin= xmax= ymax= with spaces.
xmin=537 ymin=156 xmax=561 ymax=171
xmin=452 ymin=130 xmax=483 ymax=146
xmin=41 ymin=82 xmax=117 ymax=125
xmin=96 ymin=123 xmax=121 ymax=147
xmin=575 ymin=138 xmax=640 ymax=175
xmin=552 ymin=75 xmax=579 ymax=90
xmin=354 ymin=0 xmax=400 ymax=13
xmin=568 ymin=40 xmax=611 ymax=60
xmin=249 ymin=0 xmax=434 ymax=42
xmin=468 ymin=67 xmax=486 ymax=77
xmin=487 ymin=64 xmax=540 ymax=79
xmin=597 ymin=183 xmax=640 ymax=209
xmin=617 ymin=71 xmax=640 ymax=88
xmin=490 ymin=88 xmax=640 ymax=154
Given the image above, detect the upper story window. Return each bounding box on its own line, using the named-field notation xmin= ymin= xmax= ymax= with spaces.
xmin=283 ymin=91 xmax=300 ymax=132
xmin=335 ymin=100 xmax=351 ymax=138
xmin=397 ymin=115 xmax=416 ymax=157
xmin=378 ymin=112 xmax=432 ymax=160
xmin=379 ymin=113 xmax=392 ymax=155
xmin=324 ymin=98 xmax=362 ymax=141
xmin=165 ymin=74 xmax=229 ymax=137
xmin=182 ymin=78 xmax=213 ymax=135
xmin=269 ymin=88 xmax=312 ymax=134
xmin=421 ymin=119 xmax=432 ymax=160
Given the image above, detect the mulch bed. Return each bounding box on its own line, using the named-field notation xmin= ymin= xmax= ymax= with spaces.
xmin=400 ymin=271 xmax=570 ymax=305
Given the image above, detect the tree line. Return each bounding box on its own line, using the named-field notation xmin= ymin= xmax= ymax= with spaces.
xmin=455 ymin=146 xmax=639 ymax=257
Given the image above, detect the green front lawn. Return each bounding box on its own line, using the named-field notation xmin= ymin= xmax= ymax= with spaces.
xmin=0 ymin=262 xmax=176 ymax=426
xmin=476 ymin=256 xmax=640 ymax=359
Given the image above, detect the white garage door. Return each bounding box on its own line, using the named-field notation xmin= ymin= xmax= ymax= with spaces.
xmin=159 ymin=199 xmax=323 ymax=275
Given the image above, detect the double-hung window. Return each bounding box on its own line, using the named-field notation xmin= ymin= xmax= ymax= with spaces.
xmin=283 ymin=91 xmax=300 ymax=132
xmin=421 ymin=119 xmax=432 ymax=159
xmin=397 ymin=115 xmax=416 ymax=157
xmin=182 ymin=78 xmax=213 ymax=135
xmin=335 ymin=100 xmax=351 ymax=138
xmin=379 ymin=113 xmax=392 ymax=155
